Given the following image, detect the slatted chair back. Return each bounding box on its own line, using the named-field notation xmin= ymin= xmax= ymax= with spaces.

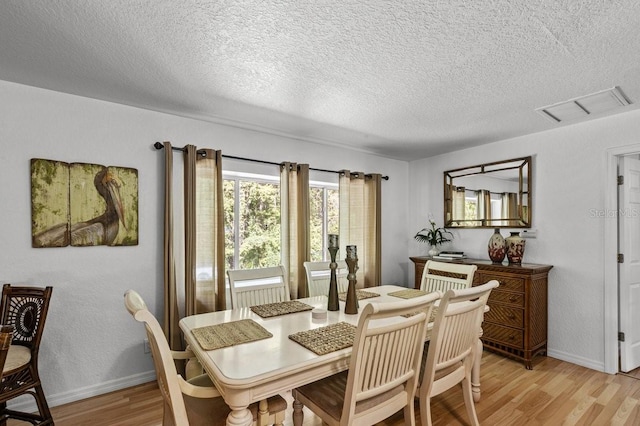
xmin=227 ymin=265 xmax=290 ymax=308
xmin=124 ymin=289 xmax=190 ymax=424
xmin=293 ymin=292 xmax=440 ymax=426
xmin=303 ymin=260 xmax=348 ymax=297
xmin=418 ymin=280 xmax=499 ymax=426
xmin=420 ymin=260 xmax=477 ymax=293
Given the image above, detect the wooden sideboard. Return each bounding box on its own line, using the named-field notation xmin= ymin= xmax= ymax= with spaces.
xmin=410 ymin=256 xmax=553 ymax=369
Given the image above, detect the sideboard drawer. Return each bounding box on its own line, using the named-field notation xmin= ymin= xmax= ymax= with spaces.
xmin=480 ymin=274 xmax=524 ymax=292
xmin=485 ymin=304 xmax=523 ymax=328
xmin=489 ymin=289 xmax=525 ymax=307
xmin=483 ymin=323 xmax=524 ymax=349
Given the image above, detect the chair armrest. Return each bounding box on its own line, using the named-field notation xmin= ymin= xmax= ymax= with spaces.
xmin=171 ymin=348 xmax=195 ymax=360
xmin=177 ymin=375 xmax=221 ymax=399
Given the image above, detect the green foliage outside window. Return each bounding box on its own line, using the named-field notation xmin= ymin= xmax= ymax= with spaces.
xmin=225 ymin=176 xmax=338 ymax=269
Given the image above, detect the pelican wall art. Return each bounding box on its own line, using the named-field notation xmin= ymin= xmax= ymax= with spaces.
xmin=31 ymin=159 xmax=138 ymax=247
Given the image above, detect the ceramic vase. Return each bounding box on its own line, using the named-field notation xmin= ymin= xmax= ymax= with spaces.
xmin=487 ymin=228 xmax=506 ymax=263
xmin=505 ymin=231 xmax=526 ymax=264
xmin=428 ymin=245 xmax=439 ymax=257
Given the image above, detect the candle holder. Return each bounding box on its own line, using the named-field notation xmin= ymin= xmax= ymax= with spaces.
xmin=344 ymin=245 xmax=359 ymax=314
xmin=327 ymin=234 xmax=340 ymax=311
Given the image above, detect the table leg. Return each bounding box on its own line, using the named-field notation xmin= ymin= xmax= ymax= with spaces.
xmin=226 ymin=405 xmax=253 ymax=426
xmin=293 ymin=398 xmax=304 ymax=426
xmin=471 ymin=338 xmax=482 ymax=402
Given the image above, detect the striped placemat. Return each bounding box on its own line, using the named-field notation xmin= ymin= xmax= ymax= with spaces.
xmin=388 ymin=289 xmax=428 ymax=299
xmin=289 ymin=322 xmax=357 ymax=355
xmin=192 ymin=319 xmax=272 ymax=350
xmin=338 ymin=290 xmax=380 ymax=302
xmin=250 ymin=301 xmax=314 ymax=318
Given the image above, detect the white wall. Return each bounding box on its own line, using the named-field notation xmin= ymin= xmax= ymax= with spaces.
xmin=0 ymin=79 xmax=410 ymax=407
xmin=409 ymin=107 xmax=640 ymax=371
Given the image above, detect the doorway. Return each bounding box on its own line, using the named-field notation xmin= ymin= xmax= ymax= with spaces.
xmin=605 ymin=145 xmax=640 ymax=374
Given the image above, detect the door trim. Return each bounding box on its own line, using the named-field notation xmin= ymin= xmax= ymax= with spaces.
xmin=605 ymin=144 xmax=640 ymax=374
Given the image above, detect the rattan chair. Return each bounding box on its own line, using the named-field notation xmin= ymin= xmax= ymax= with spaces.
xmin=227 ymin=265 xmax=290 ymax=308
xmin=0 ymin=284 xmax=53 ymax=425
xmin=0 ymin=326 xmax=13 ymax=381
xmin=292 ymin=293 xmax=440 ymax=426
xmin=418 ymin=281 xmax=499 ymax=426
xmin=419 ymin=260 xmax=477 ymax=293
xmin=124 ymin=290 xmax=286 ymax=426
xmin=303 ymin=261 xmax=348 ymax=298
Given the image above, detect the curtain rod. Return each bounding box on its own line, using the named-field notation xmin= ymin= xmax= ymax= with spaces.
xmin=153 ymin=142 xmax=389 ymax=180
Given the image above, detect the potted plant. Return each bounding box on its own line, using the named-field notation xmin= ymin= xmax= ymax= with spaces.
xmin=414 ymin=220 xmax=453 ymax=256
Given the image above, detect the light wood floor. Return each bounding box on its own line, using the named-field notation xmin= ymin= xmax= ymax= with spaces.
xmin=9 ymin=351 xmax=640 ymax=425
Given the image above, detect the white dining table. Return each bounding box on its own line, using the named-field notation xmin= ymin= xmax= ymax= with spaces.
xmin=179 ymin=285 xmax=485 ymax=426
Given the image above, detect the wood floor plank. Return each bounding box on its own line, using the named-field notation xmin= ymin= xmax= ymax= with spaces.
xmin=7 ymin=351 xmax=640 ymax=425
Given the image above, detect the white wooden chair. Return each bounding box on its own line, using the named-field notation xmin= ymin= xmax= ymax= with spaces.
xmin=227 ymin=265 xmax=290 ymax=308
xmin=303 ymin=260 xmax=349 ymax=297
xmin=420 ymin=260 xmax=477 ymax=293
xmin=292 ymin=292 xmax=440 ymax=426
xmin=124 ymin=290 xmax=286 ymax=426
xmin=417 ymin=281 xmax=499 ymax=426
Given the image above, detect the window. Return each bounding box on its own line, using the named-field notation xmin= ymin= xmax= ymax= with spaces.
xmin=223 ymin=172 xmax=339 ymax=269
xmin=309 ymin=182 xmax=339 ymax=261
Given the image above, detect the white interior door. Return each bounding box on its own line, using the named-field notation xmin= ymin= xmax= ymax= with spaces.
xmin=619 ymin=155 xmax=640 ymax=372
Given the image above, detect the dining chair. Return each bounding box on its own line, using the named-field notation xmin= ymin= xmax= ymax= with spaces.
xmin=303 ymin=260 xmax=348 ymax=297
xmin=417 ymin=280 xmax=499 ymax=426
xmin=0 ymin=284 xmax=53 ymax=425
xmin=292 ymin=292 xmax=441 ymax=426
xmin=420 ymin=260 xmax=477 ymax=293
xmin=124 ymin=290 xmax=287 ymax=426
xmin=227 ymin=265 xmax=290 ymax=308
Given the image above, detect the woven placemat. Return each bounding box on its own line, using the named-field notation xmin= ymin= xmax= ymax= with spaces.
xmin=403 ymin=306 xmax=438 ymax=322
xmin=289 ymin=322 xmax=357 ymax=355
xmin=250 ymin=300 xmax=314 ymax=318
xmin=191 ymin=319 xmax=272 ymax=350
xmin=388 ymin=289 xmax=428 ymax=299
xmin=338 ymin=290 xmax=380 ymax=302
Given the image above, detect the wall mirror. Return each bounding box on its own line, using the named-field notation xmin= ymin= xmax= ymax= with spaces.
xmin=444 ymin=156 xmax=531 ymax=228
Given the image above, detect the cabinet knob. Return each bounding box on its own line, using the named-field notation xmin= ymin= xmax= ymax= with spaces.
xmin=508 ymin=314 xmax=516 ymax=320
xmin=509 ymin=295 xmax=518 ymax=302
xmin=508 ymin=335 xmax=515 ymax=340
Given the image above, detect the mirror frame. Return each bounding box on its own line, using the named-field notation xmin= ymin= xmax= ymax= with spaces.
xmin=444 ymin=156 xmax=532 ymax=228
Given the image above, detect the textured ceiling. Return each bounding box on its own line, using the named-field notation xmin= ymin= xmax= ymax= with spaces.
xmin=1 ymin=1 xmax=640 ymax=160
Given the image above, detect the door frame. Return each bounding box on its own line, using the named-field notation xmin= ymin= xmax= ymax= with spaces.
xmin=604 ymin=143 xmax=640 ymax=374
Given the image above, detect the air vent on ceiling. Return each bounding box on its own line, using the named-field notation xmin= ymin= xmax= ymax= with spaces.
xmin=536 ymin=86 xmax=631 ymax=123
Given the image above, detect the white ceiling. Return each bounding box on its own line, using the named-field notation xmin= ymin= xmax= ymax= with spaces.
xmin=2 ymin=1 xmax=640 ymax=160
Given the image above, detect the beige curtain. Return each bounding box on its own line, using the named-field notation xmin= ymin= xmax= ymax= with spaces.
xmin=163 ymin=142 xmax=181 ymax=350
xmin=195 ymin=149 xmax=226 ymax=313
xmin=163 ymin=143 xmax=225 ymax=352
xmin=502 ymin=192 xmax=518 ymax=226
xmin=339 ymin=171 xmax=382 ymax=288
xmin=476 ymin=189 xmax=491 ymax=223
xmin=280 ymin=162 xmax=310 ymax=299
xmin=452 ymin=186 xmax=466 ymax=223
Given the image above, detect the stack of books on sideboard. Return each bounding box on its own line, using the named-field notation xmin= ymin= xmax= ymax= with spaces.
xmin=432 ymin=251 xmax=467 ymax=261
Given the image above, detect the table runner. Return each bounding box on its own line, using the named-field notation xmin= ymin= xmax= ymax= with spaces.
xmin=289 ymin=322 xmax=356 ymax=355
xmin=192 ymin=319 xmax=272 ymax=350
xmin=250 ymin=300 xmax=314 ymax=318
xmin=338 ymin=290 xmax=380 ymax=302
xmin=388 ymin=289 xmax=428 ymax=299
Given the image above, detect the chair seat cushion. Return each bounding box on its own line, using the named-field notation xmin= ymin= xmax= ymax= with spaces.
xmin=295 ymin=370 xmax=404 ymax=421
xmin=3 ymin=345 xmax=31 ymax=374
